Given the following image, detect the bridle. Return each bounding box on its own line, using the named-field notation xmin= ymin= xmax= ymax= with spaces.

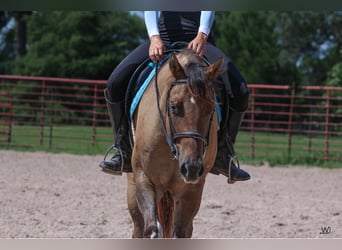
xmin=154 ymin=56 xmax=215 ymax=160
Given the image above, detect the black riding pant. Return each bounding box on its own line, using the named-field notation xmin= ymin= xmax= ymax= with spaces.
xmin=106 ymin=40 xmax=249 ymax=112
xmin=107 ymin=40 xmax=150 ymax=103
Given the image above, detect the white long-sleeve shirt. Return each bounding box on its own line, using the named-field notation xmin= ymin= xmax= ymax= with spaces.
xmin=144 ymin=11 xmax=215 ymax=38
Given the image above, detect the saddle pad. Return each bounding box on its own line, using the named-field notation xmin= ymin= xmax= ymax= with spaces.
xmin=129 ymin=61 xmax=157 ymax=120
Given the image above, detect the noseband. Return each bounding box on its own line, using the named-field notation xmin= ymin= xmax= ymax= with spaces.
xmin=154 ymin=61 xmax=215 ymax=160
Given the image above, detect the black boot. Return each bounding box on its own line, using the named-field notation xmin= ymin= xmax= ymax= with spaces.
xmin=210 ymin=109 xmax=250 ymax=184
xmin=99 ymin=89 xmax=132 ymax=175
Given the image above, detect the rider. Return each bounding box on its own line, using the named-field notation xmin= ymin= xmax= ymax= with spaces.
xmin=99 ymin=11 xmax=250 ymax=183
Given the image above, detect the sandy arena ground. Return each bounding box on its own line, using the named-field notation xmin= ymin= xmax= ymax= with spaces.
xmin=0 ymin=150 xmax=341 ymax=238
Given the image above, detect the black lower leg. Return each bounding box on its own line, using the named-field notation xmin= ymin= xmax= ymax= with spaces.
xmin=99 ymin=89 xmax=132 ymax=174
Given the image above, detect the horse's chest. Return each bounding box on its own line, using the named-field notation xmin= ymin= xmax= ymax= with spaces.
xmin=145 ymin=163 xmax=180 ymax=185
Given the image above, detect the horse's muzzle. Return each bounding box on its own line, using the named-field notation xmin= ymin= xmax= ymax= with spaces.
xmin=180 ymin=159 xmax=204 ymax=183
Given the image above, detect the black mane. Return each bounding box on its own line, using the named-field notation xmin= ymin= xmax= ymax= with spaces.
xmin=181 ymin=50 xmax=214 ymax=105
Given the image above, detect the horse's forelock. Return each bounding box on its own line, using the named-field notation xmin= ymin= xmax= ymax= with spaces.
xmin=185 ymin=60 xmax=215 ymax=106
xmin=173 ymin=49 xmax=215 ymax=105
xmin=186 ymin=63 xmax=206 ymax=96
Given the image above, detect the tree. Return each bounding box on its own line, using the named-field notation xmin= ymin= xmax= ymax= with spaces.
xmin=0 ymin=11 xmax=15 ymax=74
xmin=5 ymin=11 xmax=147 ymax=124
xmin=326 ymin=50 xmax=342 ymax=87
xmin=213 ymin=11 xmax=301 ymax=85
xmin=12 ymin=12 xmax=31 ymax=58
xmin=276 ymin=11 xmax=342 ymax=86
xmin=13 ymin=11 xmax=146 ymax=79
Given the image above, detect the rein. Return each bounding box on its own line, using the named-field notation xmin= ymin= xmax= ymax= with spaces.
xmin=154 ymin=55 xmax=215 ymax=160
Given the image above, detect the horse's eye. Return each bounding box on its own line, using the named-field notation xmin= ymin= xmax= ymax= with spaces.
xmin=170 ymin=103 xmax=178 ymax=114
xmin=169 ymin=102 xmax=184 ymax=117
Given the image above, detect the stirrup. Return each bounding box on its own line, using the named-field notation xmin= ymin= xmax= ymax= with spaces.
xmin=227 ymin=154 xmax=240 ymax=184
xmin=101 ymin=144 xmax=124 ymax=174
xmin=225 ymin=133 xmax=239 ymax=184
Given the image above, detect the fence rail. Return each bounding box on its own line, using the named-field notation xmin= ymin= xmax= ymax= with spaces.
xmin=1 ymin=75 xmax=341 ymax=165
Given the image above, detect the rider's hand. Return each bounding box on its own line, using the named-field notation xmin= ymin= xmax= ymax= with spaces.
xmin=188 ymin=32 xmax=208 ymax=57
xmin=149 ymin=35 xmax=165 ymax=62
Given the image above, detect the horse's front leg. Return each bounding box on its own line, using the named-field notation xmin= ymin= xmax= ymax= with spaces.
xmin=135 ymin=170 xmax=160 ymax=238
xmin=172 ymin=184 xmax=205 ymax=238
xmin=127 ymin=173 xmax=144 ymax=238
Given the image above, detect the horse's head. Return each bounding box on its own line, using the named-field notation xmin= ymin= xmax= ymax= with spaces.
xmin=167 ymin=49 xmax=223 ymax=184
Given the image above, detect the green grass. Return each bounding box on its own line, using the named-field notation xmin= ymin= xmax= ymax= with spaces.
xmin=235 ymin=131 xmax=342 ymax=168
xmin=0 ymin=124 xmax=113 ymax=155
xmin=1 ymin=124 xmax=341 ymax=168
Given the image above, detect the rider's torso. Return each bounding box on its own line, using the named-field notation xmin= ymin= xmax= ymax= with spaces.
xmin=158 ymin=11 xmax=214 ymax=47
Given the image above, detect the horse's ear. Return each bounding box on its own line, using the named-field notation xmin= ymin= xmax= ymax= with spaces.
xmin=169 ymin=53 xmax=186 ymax=79
xmin=205 ymin=57 xmax=224 ymax=80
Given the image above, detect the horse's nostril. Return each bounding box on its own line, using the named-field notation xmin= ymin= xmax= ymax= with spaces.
xmin=180 ymin=160 xmax=204 ymax=181
xmin=198 ymin=165 xmax=204 ymax=177
xmin=180 ymin=163 xmax=188 ymax=177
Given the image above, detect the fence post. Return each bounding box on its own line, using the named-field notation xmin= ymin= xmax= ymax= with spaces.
xmin=0 ymin=91 xmax=13 ymax=145
xmin=308 ymin=99 xmax=313 ymax=154
xmin=48 ymin=88 xmax=55 ymax=149
xmin=250 ymin=88 xmax=255 ymax=160
xmin=92 ymin=84 xmax=98 ymax=147
xmin=40 ymin=80 xmax=46 ymax=147
xmin=287 ymin=83 xmax=295 ymax=162
xmin=324 ymin=89 xmax=331 ymax=162
xmin=8 ymin=92 xmax=12 ymax=144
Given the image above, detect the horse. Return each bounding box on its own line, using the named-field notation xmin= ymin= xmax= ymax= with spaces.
xmin=126 ymin=48 xmax=223 ymax=238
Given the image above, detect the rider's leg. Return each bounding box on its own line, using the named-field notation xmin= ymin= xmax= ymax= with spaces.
xmin=99 ymin=41 xmax=150 ymax=175
xmin=99 ymin=90 xmax=132 ymax=174
xmin=210 ymin=106 xmax=250 ymax=183
xmin=210 ymin=68 xmax=250 ymax=183
xmin=204 ymin=43 xmax=250 ymax=183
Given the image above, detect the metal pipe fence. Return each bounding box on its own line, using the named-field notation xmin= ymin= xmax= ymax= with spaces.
xmin=240 ymin=83 xmax=342 ymax=165
xmin=1 ymin=75 xmax=341 ymax=165
xmin=0 ymin=75 xmax=109 ymax=153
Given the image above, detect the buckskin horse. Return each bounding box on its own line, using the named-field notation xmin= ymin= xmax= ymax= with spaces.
xmin=126 ymin=48 xmax=223 ymax=238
